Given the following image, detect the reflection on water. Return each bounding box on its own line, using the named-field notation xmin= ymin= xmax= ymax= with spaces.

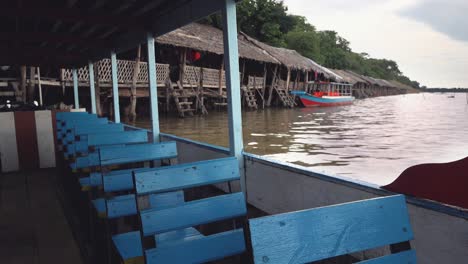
xmin=133 ymin=93 xmax=468 ymax=185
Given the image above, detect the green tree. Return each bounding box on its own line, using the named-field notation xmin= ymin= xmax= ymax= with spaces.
xmin=201 ymin=0 xmax=421 ymax=88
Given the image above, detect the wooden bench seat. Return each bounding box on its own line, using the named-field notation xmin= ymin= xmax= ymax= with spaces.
xmin=68 ymin=130 xmax=148 ymax=157
xmin=57 ymin=117 xmax=108 ymax=141
xmin=110 ymin=157 xmax=246 ymax=263
xmin=99 ymin=157 xmax=242 ymax=218
xmin=61 ymin=123 xmax=124 ymax=149
xmin=71 ymin=141 xmax=177 ymax=170
xmin=249 ymin=195 xmax=416 ymax=264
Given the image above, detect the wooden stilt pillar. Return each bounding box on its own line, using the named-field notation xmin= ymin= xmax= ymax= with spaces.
xmin=28 ymin=67 xmax=35 ymax=102
xmin=267 ymin=65 xmax=278 ymax=106
xmin=20 ymin=66 xmax=27 ymax=103
xmin=37 ymin=67 xmax=43 ymax=106
xmin=285 ymin=68 xmax=291 ymax=92
xmin=262 ymin=64 xmax=267 ymax=109
xmin=94 ymin=62 xmax=103 ymax=116
xmin=130 ymin=45 xmax=141 ymax=122
xmin=219 ymin=56 xmax=225 ymax=96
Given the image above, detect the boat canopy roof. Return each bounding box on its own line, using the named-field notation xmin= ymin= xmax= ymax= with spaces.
xmin=0 ymin=0 xmax=240 ymax=68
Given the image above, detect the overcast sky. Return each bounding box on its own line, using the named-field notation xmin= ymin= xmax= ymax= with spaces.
xmin=283 ymin=0 xmax=468 ymax=88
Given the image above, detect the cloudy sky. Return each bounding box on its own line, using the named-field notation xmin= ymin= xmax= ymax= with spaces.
xmin=283 ymin=0 xmax=468 ymax=88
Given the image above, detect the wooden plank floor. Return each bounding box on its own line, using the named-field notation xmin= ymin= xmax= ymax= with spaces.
xmin=0 ymin=169 xmax=83 ymax=264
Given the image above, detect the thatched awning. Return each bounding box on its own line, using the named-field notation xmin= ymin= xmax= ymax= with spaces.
xmin=388 ymin=80 xmax=414 ymax=90
xmin=239 ymin=32 xmax=327 ymax=74
xmin=157 ymin=23 xmax=279 ymax=64
xmin=330 ymin=69 xmax=367 ymax=84
xmin=345 ymin=71 xmax=380 ymax=86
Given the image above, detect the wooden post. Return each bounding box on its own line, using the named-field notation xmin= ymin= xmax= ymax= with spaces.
xmin=37 ymin=67 xmax=43 ymax=106
xmin=219 ymin=56 xmax=225 ymax=96
xmin=267 ymin=65 xmax=278 ymax=106
xmin=241 ymin=60 xmax=246 ymax=86
xmin=94 ymin=62 xmax=102 ymax=116
xmin=28 ymin=66 xmax=35 ymax=102
xmin=20 ymin=66 xmax=27 ymax=102
xmin=179 ymin=48 xmax=187 ymax=83
xmin=305 ymin=71 xmax=309 ymax=92
xmin=285 ymin=68 xmax=291 ymax=92
xmin=130 ymin=45 xmax=141 ymax=122
xmin=262 ymin=64 xmax=267 ymax=109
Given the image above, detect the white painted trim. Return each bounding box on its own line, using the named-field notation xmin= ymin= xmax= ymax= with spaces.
xmin=35 ymin=111 xmax=56 ymax=168
xmin=0 ymin=112 xmax=19 ymax=172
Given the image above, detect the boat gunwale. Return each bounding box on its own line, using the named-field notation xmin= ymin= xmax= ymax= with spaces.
xmin=123 ymin=123 xmax=468 ymax=219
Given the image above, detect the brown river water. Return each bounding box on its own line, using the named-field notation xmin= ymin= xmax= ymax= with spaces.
xmin=131 ymin=93 xmax=468 ymax=185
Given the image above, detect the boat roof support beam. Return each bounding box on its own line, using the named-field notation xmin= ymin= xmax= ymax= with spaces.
xmin=72 ymin=69 xmax=79 ymax=109
xmin=88 ymin=62 xmax=97 ymax=114
xmin=147 ymin=34 xmax=160 ymax=143
xmin=111 ymin=51 xmax=121 ymax=123
xmin=222 ymin=0 xmax=245 ymax=194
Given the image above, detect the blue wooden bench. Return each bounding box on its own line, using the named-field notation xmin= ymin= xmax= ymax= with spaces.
xmin=57 ymin=116 xmax=106 ymax=136
xmin=249 ymin=195 xmax=416 ymax=264
xmin=71 ymin=141 xmax=177 ymax=170
xmin=61 ymin=123 xmax=124 ymax=149
xmin=57 ymin=117 xmax=109 ymax=141
xmin=110 ymin=157 xmax=247 ymax=264
xmin=56 ymin=112 xmax=96 ymax=128
xmin=65 ymin=130 xmax=148 ymax=158
xmin=76 ymin=142 xmax=178 ymax=217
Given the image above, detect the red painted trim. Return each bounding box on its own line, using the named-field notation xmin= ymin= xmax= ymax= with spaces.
xmin=383 ymin=156 xmax=468 ymax=209
xmin=14 ymin=111 xmax=39 ymax=170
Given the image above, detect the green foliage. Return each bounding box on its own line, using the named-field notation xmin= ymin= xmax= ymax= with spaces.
xmin=201 ymin=0 xmax=420 ymax=88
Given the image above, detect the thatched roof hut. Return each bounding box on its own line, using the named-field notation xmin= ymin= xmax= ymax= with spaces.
xmin=156 ymin=23 xmax=279 ymax=64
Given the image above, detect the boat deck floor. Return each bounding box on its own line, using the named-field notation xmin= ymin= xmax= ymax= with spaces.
xmin=0 ymin=169 xmax=83 ymax=264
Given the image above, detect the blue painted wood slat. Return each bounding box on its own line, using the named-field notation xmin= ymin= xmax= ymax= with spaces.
xmin=145 ymin=229 xmax=246 ymax=264
xmin=134 ymin=157 xmax=239 ymax=195
xmin=103 ymin=168 xmax=152 ymax=192
xmin=106 ymin=191 xmax=185 ymax=219
xmin=74 ymin=130 xmax=148 ymax=154
xmin=140 ymin=192 xmax=246 ymax=236
xmin=99 ymin=142 xmax=177 ymax=166
xmin=112 ymin=231 xmax=143 ymax=261
xmin=248 ymin=195 xmax=413 ymax=264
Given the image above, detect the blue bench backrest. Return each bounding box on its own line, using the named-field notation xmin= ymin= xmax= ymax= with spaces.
xmin=248 ymin=195 xmax=415 ymax=264
xmin=58 ymin=118 xmax=108 ymax=140
xmin=72 ymin=141 xmax=177 ymax=169
xmin=56 ymin=113 xmax=97 ymax=131
xmin=103 ymin=157 xmax=242 ymax=217
xmin=63 ymin=123 xmax=124 ymax=143
xmin=73 ymin=130 xmax=148 ymax=155
xmin=99 ymin=141 xmax=177 ymax=166
xmin=56 ymin=112 xmax=95 ymax=124
xmin=133 ymin=157 xmax=247 ymax=263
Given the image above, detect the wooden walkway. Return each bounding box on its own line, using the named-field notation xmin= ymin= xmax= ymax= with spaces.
xmin=0 ymin=169 xmax=83 ymax=264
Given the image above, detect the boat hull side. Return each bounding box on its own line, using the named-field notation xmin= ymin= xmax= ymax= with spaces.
xmin=297 ymin=94 xmax=355 ymax=107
